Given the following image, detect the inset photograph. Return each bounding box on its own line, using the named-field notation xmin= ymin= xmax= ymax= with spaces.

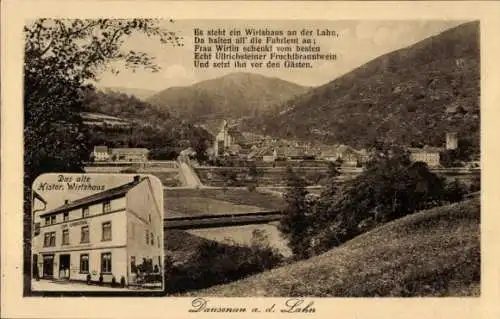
xmin=31 ymin=173 xmax=164 ymax=293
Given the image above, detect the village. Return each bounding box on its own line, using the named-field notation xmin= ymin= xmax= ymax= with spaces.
xmin=89 ymin=119 xmax=479 ymax=172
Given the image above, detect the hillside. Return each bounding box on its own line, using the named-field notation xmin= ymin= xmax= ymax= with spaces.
xmin=81 ymin=89 xmax=212 ymax=158
xmin=147 ymin=72 xmax=309 ymax=122
xmin=99 ymin=86 xmax=158 ymax=100
xmin=192 ymin=198 xmax=480 ymax=297
xmin=250 ymin=21 xmax=480 ymax=151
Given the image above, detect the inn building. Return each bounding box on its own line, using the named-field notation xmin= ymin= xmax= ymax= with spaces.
xmin=32 ymin=176 xmax=163 ymax=287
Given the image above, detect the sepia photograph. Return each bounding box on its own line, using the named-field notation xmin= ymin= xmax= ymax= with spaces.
xmin=31 ymin=173 xmax=164 ymax=293
xmin=21 ymin=17 xmax=481 ymax=298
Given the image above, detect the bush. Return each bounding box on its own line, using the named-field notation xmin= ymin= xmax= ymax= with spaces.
xmin=165 ymin=234 xmax=283 ymax=294
xmin=443 ymin=178 xmax=468 ymax=203
xmin=120 ymin=276 xmax=126 ymax=288
xmin=98 ymin=274 xmax=103 ymax=284
xmin=295 ymin=148 xmax=451 ymax=257
xmin=470 ymin=176 xmax=480 ymax=192
xmin=111 ymin=276 xmax=116 ymax=286
xmin=247 ymin=183 xmax=257 ymax=192
xmin=86 ymin=274 xmax=91 ymax=284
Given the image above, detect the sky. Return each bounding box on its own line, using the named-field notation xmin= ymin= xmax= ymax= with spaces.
xmin=94 ymin=19 xmax=467 ymax=91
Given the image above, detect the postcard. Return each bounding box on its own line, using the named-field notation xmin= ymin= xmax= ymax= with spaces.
xmin=1 ymin=1 xmax=500 ymax=319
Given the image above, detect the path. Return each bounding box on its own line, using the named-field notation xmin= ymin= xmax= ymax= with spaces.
xmin=178 ymin=158 xmax=203 ymax=188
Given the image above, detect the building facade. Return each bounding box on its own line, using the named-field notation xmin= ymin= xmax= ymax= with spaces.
xmin=93 ymin=146 xmax=111 ymax=161
xmin=409 ymin=147 xmax=442 ymax=167
xmin=110 ymin=148 xmax=149 ymax=162
xmin=32 ymin=176 xmax=163 ymax=287
xmin=446 ymin=132 xmax=458 ymax=150
xmin=92 ymin=146 xmax=149 ymax=162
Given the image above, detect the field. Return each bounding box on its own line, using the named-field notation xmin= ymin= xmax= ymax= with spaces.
xmin=163 ymin=188 xmax=286 ymax=218
xmin=165 ymin=197 xmax=263 ymax=218
xmin=192 ymin=198 xmax=480 ymax=297
xmin=186 ymin=224 xmax=292 ymax=257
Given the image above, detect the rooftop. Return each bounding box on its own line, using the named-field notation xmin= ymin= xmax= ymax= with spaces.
xmin=40 ymin=176 xmax=147 ymax=217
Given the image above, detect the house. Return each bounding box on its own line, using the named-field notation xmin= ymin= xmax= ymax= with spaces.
xmin=446 ymin=132 xmax=458 ymax=150
xmin=262 ymin=148 xmax=278 ymax=162
xmin=226 ymin=144 xmax=242 ymax=156
xmin=93 ymin=146 xmax=111 ymax=162
xmin=32 ymin=176 xmax=163 ymax=288
xmin=319 ymin=147 xmax=338 ymax=162
xmin=110 ymin=148 xmax=149 ymax=162
xmin=409 ymin=146 xmax=442 ymax=167
xmin=180 ymin=147 xmax=196 ymax=158
xmin=92 ymin=146 xmax=149 ymax=162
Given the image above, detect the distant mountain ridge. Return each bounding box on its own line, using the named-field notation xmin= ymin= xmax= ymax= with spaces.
xmin=98 ymin=86 xmax=158 ymax=100
xmin=247 ymin=21 xmax=480 ymax=151
xmin=147 ymin=72 xmax=310 ymax=122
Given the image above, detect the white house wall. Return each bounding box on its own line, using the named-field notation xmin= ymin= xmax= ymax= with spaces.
xmin=125 ymin=180 xmax=163 ymax=274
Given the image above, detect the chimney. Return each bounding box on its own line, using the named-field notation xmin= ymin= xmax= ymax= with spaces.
xmin=64 ymin=199 xmax=69 ymax=205
xmin=133 ymin=175 xmax=140 ymax=183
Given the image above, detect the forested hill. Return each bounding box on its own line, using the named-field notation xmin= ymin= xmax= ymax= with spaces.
xmin=249 ymin=21 xmax=480 ymax=151
xmin=146 ymin=72 xmax=310 ymax=122
xmin=81 ymin=89 xmax=211 ymax=158
xmin=83 ymin=89 xmax=172 ymax=126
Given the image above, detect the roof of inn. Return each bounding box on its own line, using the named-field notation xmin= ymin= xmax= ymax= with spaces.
xmin=40 ymin=176 xmax=147 ymax=217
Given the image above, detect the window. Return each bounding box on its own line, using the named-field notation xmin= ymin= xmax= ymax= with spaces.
xmin=151 ymin=232 xmax=154 ymax=246
xmin=102 ymin=222 xmax=111 ymax=241
xmin=130 ymin=256 xmax=136 ymax=273
xmin=145 ymin=231 xmax=149 ymax=245
xmin=103 ymin=201 xmax=111 ymax=213
xmin=81 ymin=226 xmax=89 ymax=243
xmin=82 ymin=207 xmax=89 ymax=218
xmin=44 ymin=217 xmax=50 ymax=226
xmin=157 ymin=236 xmax=160 ymax=248
xmin=50 ymin=215 xmax=56 ymax=225
xmin=80 ymin=254 xmax=89 ymax=273
xmin=148 ymin=214 xmax=151 ymax=224
xmin=43 ymin=232 xmax=56 ymax=247
xmin=63 ymin=212 xmax=69 ymax=222
xmin=62 ymin=229 xmax=69 ymax=245
xmin=101 ymin=252 xmax=112 ymax=273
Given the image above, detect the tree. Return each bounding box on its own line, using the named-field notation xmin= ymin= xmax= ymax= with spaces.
xmin=279 ymin=166 xmax=312 ymax=259
xmin=308 ymin=146 xmax=447 ymax=255
xmin=24 ymin=18 xmax=178 ymax=292
xmin=443 ymin=178 xmax=468 ymax=203
xmin=192 ymin=129 xmax=209 ymax=163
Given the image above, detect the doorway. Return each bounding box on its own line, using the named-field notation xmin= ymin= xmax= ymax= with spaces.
xmin=59 ymin=254 xmax=70 ymax=279
xmin=42 ymin=255 xmax=54 ymax=278
xmin=32 ymin=255 xmax=39 ymax=280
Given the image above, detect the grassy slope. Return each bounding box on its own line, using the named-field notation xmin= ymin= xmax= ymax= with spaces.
xmin=194 ymin=198 xmax=480 ymax=297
